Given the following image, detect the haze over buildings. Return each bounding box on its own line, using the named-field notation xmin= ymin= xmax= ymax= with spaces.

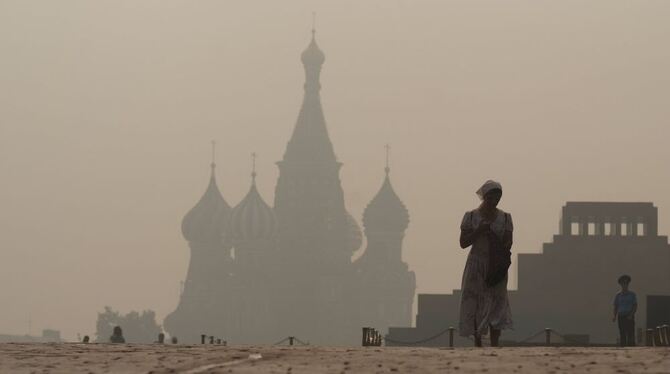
xmin=1 ymin=1 xmax=670 ymax=340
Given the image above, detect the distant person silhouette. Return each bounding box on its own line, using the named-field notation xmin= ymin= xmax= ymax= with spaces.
xmin=109 ymin=326 xmax=126 ymax=343
xmin=612 ymin=274 xmax=637 ymax=346
xmin=458 ymin=180 xmax=514 ymax=347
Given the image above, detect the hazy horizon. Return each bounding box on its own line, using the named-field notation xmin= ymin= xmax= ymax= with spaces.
xmin=2 ymin=0 xmax=670 ymax=340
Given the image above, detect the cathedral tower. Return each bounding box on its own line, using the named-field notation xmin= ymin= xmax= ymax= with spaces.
xmin=355 ymin=152 xmax=416 ymax=333
xmin=164 ymin=143 xmax=233 ymax=342
xmin=272 ymin=29 xmax=355 ymax=343
xmin=226 ymin=154 xmax=279 ymax=342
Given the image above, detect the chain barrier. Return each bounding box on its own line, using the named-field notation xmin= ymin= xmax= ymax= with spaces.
xmin=518 ymin=328 xmax=585 ymax=346
xmin=273 ymin=336 xmax=309 ymax=346
xmin=383 ymin=327 xmax=453 ymax=345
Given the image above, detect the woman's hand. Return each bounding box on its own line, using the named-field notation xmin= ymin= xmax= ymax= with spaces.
xmin=475 ymin=221 xmax=491 ymax=236
xmin=460 ymin=220 xmax=491 ymax=249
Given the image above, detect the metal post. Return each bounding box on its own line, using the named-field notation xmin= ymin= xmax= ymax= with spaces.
xmin=646 ymin=329 xmax=654 ymax=347
xmin=362 ymin=328 xmax=370 ymax=347
xmin=545 ymin=328 xmax=552 ymax=346
xmin=661 ymin=326 xmax=666 ymax=346
xmin=201 ymin=334 xmax=206 ymax=345
xmin=448 ymin=327 xmax=455 ymax=348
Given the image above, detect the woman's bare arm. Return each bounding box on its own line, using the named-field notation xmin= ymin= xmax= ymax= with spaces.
xmin=460 ymin=229 xmax=475 ymax=249
xmin=503 ymin=230 xmax=513 ymax=251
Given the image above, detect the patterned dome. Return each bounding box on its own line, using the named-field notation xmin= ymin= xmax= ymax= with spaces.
xmin=362 ymin=172 xmax=410 ymax=233
xmin=181 ymin=165 xmax=231 ymax=243
xmin=345 ymin=211 xmax=363 ymax=253
xmin=227 ymin=178 xmax=278 ymax=243
xmin=301 ymin=33 xmax=325 ymax=66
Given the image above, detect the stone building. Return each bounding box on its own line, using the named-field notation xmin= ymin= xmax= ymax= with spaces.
xmin=387 ymin=202 xmax=670 ymax=346
xmin=164 ymin=30 xmax=415 ymax=345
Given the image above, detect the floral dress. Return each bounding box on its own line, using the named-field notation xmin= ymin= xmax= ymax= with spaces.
xmin=458 ymin=209 xmax=514 ymax=337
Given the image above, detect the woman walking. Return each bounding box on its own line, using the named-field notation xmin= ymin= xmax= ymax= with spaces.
xmin=458 ymin=180 xmax=513 ymax=347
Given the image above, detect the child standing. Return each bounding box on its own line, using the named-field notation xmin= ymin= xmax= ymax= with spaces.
xmin=612 ymin=274 xmax=637 ymax=346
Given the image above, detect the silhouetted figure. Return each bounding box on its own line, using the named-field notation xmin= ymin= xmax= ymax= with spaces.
xmin=82 ymin=335 xmax=90 ymax=343
xmin=612 ymin=275 xmax=637 ymax=346
xmin=109 ymin=326 xmax=126 ymax=343
xmin=458 ymin=180 xmax=514 ymax=347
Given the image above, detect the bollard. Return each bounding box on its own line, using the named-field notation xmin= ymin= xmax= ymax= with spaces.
xmin=171 ymin=336 xmax=178 ymax=344
xmin=654 ymin=326 xmax=665 ymax=347
xmin=646 ymin=329 xmax=654 ymax=347
xmin=545 ymin=328 xmax=552 ymax=346
xmin=217 ymin=339 xmax=222 ymax=345
xmin=157 ymin=333 xmax=165 ymax=344
xmin=362 ymin=328 xmax=370 ymax=347
xmin=223 ymin=340 xmax=227 ymax=346
xmin=289 ymin=336 xmax=295 ymax=346
xmin=209 ymin=336 xmax=215 ymax=345
xmin=201 ymin=334 xmax=206 ymax=345
xmin=448 ymin=327 xmax=455 ymax=348
xmin=82 ymin=335 xmax=90 ymax=343
xmin=663 ymin=325 xmax=670 ymax=347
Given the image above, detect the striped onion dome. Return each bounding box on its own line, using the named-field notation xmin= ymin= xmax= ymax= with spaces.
xmin=228 ymin=176 xmax=278 ymax=242
xmin=362 ymin=170 xmax=409 ymax=233
xmin=181 ymin=164 xmax=231 ymax=243
xmin=345 ymin=212 xmax=363 ymax=253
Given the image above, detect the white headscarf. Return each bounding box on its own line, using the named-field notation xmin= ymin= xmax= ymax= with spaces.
xmin=476 ymin=180 xmax=502 ymax=200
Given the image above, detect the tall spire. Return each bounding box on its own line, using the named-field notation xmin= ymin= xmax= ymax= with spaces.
xmin=312 ymin=12 xmax=316 ymax=39
xmin=385 ymin=144 xmax=391 ymax=176
xmin=251 ymin=152 xmax=257 ymax=183
xmin=210 ymin=140 xmax=217 ymax=175
xmin=280 ymin=25 xmax=335 ymax=166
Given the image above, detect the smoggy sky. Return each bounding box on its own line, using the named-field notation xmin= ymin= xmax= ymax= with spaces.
xmin=1 ymin=1 xmax=669 ymax=340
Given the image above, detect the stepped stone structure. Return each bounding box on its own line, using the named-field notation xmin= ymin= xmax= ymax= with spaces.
xmin=164 ymin=31 xmax=415 ymax=345
xmin=388 ymin=202 xmax=670 ymax=346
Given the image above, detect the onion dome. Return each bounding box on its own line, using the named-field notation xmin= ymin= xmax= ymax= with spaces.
xmin=345 ymin=211 xmax=363 ymax=253
xmin=301 ymin=30 xmax=325 ymax=66
xmin=181 ymin=160 xmax=231 ymax=243
xmin=227 ymin=157 xmax=278 ymax=242
xmin=362 ymin=167 xmax=410 ymax=233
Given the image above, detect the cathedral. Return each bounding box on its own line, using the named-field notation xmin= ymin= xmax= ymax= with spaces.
xmin=164 ymin=31 xmax=416 ymax=345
